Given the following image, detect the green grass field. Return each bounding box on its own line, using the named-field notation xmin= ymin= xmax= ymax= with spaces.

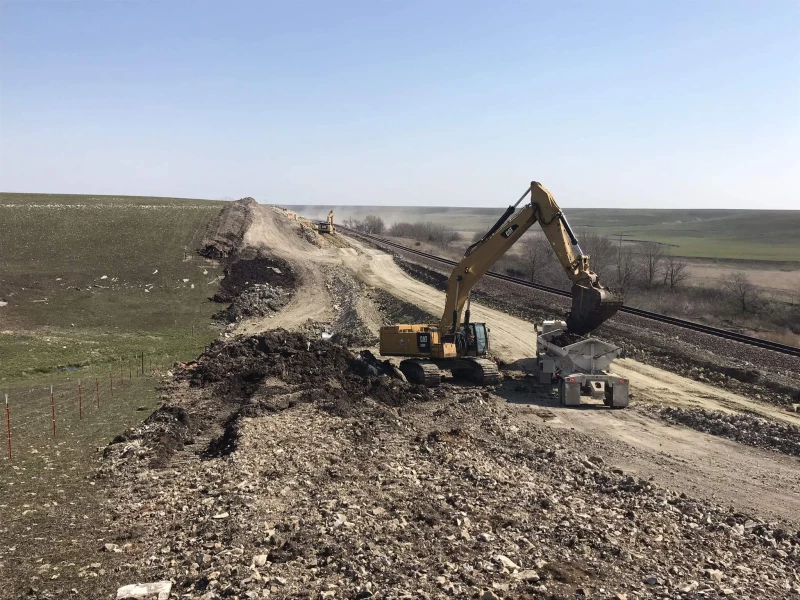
xmin=291 ymin=204 xmax=800 ymax=262
xmin=0 ymin=193 xmax=225 ymax=385
xmin=0 ymin=193 xmax=228 ymax=595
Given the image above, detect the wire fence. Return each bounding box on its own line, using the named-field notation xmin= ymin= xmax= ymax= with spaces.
xmin=2 ymin=352 xmax=182 ymax=462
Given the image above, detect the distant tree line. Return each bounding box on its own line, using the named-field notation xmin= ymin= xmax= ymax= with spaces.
xmin=344 ymin=214 xmax=792 ymax=332
xmin=343 ymin=215 xmax=462 ymax=248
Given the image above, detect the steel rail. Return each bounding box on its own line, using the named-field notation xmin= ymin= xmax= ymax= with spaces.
xmin=340 ymin=227 xmax=800 ymax=358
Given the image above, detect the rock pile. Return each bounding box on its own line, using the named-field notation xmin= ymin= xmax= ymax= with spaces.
xmin=94 ymin=332 xmax=800 ymax=600
xmin=214 ymin=282 xmax=290 ymax=323
xmin=212 ymin=251 xmax=296 ymax=324
xmin=658 ymin=406 xmax=800 ymax=458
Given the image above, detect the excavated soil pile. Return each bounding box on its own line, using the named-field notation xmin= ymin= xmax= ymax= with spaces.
xmin=103 ymin=403 xmax=192 ymax=468
xmin=186 ymin=331 xmax=429 ymax=456
xmin=199 ymin=197 xmax=258 ymax=259
xmin=100 ymin=331 xmax=429 ymax=469
xmin=548 ymin=331 xmax=585 ymax=347
xmin=191 ymin=330 xmax=428 ymax=407
xmin=659 ymin=406 xmax=800 ymax=458
xmin=212 ymin=249 xmax=296 ymax=323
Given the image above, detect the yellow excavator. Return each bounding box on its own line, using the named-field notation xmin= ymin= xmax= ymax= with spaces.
xmin=379 ymin=181 xmax=622 ymax=386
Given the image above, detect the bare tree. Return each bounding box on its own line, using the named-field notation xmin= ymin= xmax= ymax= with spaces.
xmin=342 ymin=217 xmax=361 ymax=230
xmin=388 ymin=222 xmax=461 ymax=247
xmin=724 ymin=271 xmax=762 ymax=313
xmin=639 ymin=242 xmax=665 ymax=287
xmin=614 ymin=247 xmax=640 ymax=301
xmin=519 ymin=233 xmax=554 ymax=282
xmin=663 ymin=254 xmax=690 ymax=289
xmin=363 ymin=215 xmax=385 ymax=234
xmin=343 ymin=215 xmax=385 ymax=234
xmin=578 ymin=232 xmax=616 ymax=280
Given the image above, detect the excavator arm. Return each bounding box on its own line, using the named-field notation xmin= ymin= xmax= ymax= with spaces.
xmin=440 ymin=181 xmax=621 ymax=335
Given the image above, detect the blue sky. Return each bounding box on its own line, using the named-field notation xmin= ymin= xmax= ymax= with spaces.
xmin=1 ymin=1 xmax=798 ymax=208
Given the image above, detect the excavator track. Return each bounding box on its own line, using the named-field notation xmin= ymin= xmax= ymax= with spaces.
xmin=452 ymin=358 xmax=502 ymax=386
xmin=399 ymin=360 xmax=442 ymax=387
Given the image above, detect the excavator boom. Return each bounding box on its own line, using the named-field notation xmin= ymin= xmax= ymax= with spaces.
xmin=440 ymin=181 xmax=621 ymax=335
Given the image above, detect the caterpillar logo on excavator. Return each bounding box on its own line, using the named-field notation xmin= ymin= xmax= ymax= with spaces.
xmin=379 ymin=181 xmax=622 ymax=387
xmin=501 ymin=224 xmax=518 ymax=238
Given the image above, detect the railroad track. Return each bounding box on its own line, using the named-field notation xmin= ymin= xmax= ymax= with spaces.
xmin=340 ymin=227 xmax=800 ymax=358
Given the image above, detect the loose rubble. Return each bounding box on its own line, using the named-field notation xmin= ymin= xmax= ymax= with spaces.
xmin=656 ymin=406 xmax=800 ymax=458
xmin=212 ymin=250 xmax=296 ymax=324
xmin=199 ymin=197 xmax=258 ymax=259
xmin=94 ymin=332 xmax=800 ymax=600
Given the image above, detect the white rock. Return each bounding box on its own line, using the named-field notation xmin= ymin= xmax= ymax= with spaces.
xmin=116 ymin=581 xmax=172 ymax=600
xmin=513 ymin=569 xmax=540 ymax=582
xmin=494 ymin=554 xmax=520 ymax=570
xmin=253 ymin=554 xmax=267 ymax=567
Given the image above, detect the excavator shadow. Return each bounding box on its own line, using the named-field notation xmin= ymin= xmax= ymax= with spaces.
xmin=495 ymin=371 xmax=612 ymax=411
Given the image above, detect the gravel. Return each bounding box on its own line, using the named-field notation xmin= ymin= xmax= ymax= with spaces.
xmin=89 ymin=340 xmax=800 ymax=599
xmin=655 ymin=406 xmax=800 ymax=458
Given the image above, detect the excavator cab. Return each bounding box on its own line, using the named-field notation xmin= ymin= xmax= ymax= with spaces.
xmin=454 ymin=323 xmax=490 ymax=356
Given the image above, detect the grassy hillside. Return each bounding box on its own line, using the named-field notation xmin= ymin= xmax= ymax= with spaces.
xmin=290 ymin=205 xmax=800 ymax=262
xmin=0 ymin=193 xmax=225 ymax=385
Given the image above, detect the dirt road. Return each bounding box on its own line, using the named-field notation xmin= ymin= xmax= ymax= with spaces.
xmin=245 ymin=206 xmax=800 ymax=525
xmin=238 ymin=206 xmax=336 ymax=333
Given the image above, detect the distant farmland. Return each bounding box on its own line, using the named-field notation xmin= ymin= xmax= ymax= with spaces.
xmin=291 ymin=205 xmax=800 ymax=262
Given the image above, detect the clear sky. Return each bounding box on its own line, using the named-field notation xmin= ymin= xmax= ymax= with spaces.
xmin=1 ymin=0 xmax=798 ymax=209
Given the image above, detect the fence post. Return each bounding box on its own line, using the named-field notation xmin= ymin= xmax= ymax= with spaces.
xmin=141 ymin=352 xmax=145 ymax=376
xmin=129 ymin=359 xmax=132 ymax=380
xmin=78 ymin=380 xmax=82 ymax=420
xmin=96 ymin=378 xmax=100 ymax=408
xmin=50 ymin=384 xmax=56 ymax=437
xmin=5 ymin=394 xmax=11 ymax=460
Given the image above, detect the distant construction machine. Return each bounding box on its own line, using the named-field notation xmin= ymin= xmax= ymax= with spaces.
xmin=379 ymin=181 xmax=622 ymax=386
xmin=317 ymin=210 xmax=335 ymax=234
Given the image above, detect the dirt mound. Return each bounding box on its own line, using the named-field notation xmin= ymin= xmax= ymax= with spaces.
xmin=214 ymin=248 xmax=295 ymax=300
xmin=192 ymin=330 xmax=426 ymax=402
xmin=190 ymin=331 xmax=428 ymax=455
xmin=212 ymin=249 xmax=297 ymax=323
xmin=199 ymin=197 xmax=258 ymax=259
xmin=191 ymin=330 xmax=354 ymax=393
xmin=103 ymin=404 xmax=192 ymax=468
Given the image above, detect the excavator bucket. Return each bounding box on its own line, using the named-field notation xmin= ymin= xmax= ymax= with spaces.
xmin=566 ymin=284 xmax=622 ymax=334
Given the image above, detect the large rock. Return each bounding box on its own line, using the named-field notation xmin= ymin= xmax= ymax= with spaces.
xmin=116 ymin=581 xmax=172 ymax=600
